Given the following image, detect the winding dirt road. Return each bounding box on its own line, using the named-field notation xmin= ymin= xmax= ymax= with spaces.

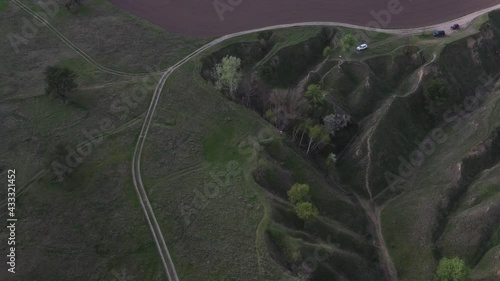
xmin=109 ymin=0 xmax=500 ymax=37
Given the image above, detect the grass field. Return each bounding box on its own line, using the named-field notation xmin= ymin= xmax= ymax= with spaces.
xmin=4 ymin=0 xmax=211 ymax=72
xmin=0 ymin=0 xmax=210 ymax=280
xmin=141 ymin=60 xmax=287 ymax=280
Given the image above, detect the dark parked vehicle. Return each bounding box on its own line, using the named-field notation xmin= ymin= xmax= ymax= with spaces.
xmin=451 ymin=24 xmax=460 ymax=30
xmin=433 ymin=30 xmax=446 ymax=37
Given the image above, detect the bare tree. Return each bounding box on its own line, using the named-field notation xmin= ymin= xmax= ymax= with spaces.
xmin=267 ymin=89 xmax=288 ymax=129
xmin=287 ymin=89 xmax=308 ymax=120
xmin=241 ymin=72 xmax=260 ymax=107
xmin=265 ymin=89 xmax=307 ymax=130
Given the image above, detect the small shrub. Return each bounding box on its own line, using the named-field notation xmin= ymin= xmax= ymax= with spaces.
xmin=259 ymin=65 xmax=272 ymax=81
xmin=425 ymin=78 xmax=449 ymax=102
xmin=323 ymin=46 xmax=331 ymax=58
xmin=268 ymin=227 xmax=300 ymax=263
xmin=424 ymin=78 xmax=449 ymax=114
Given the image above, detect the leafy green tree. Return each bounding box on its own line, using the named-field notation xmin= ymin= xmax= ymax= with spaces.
xmin=298 ymin=118 xmax=314 ymax=146
xmin=339 ymin=34 xmax=357 ymax=53
xmin=287 ymin=183 xmax=310 ymax=204
xmin=214 ymin=55 xmax=242 ymax=96
xmin=295 ymin=202 xmax=319 ymax=221
xmin=306 ymin=125 xmax=330 ymax=154
xmin=44 ymin=66 xmax=78 ymax=98
xmin=437 ymin=257 xmax=469 ymax=281
xmin=305 ymin=84 xmax=325 ymax=108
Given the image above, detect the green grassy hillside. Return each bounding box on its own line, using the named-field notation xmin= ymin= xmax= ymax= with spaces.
xmin=1 ymin=0 xmax=499 ymax=280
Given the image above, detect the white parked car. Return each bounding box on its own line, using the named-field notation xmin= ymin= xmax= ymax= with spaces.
xmin=356 ymin=44 xmax=368 ymax=51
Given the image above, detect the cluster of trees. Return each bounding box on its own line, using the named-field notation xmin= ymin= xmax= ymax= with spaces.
xmin=287 ymin=183 xmax=319 ymax=221
xmin=289 ymin=84 xmax=352 ymax=155
xmin=323 ymin=34 xmax=358 ymax=59
xmin=261 ymin=84 xmax=338 ymax=156
xmin=291 ymin=118 xmax=330 ymax=154
xmin=288 ymin=85 xmax=330 ymax=154
xmin=212 ymin=56 xmax=353 ymax=160
xmin=339 ymin=34 xmax=357 ymax=53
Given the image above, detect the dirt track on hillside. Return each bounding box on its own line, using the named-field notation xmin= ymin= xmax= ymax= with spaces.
xmin=108 ymin=0 xmax=500 ymax=37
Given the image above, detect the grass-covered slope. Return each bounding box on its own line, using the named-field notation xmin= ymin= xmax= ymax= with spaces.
xmin=380 ymin=12 xmax=500 ymax=281
xmin=195 ymin=10 xmax=500 ymax=281
xmin=0 ymin=1 xmax=208 ymax=280
xmin=2 ymin=0 xmax=500 ymax=280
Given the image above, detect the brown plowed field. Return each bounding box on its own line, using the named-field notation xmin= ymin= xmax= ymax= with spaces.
xmin=108 ymin=0 xmax=500 ymax=37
